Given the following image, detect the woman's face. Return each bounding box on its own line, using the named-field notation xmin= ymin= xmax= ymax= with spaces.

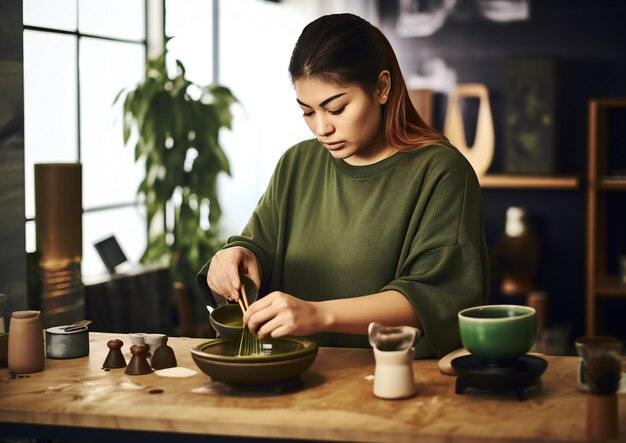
xmin=294 ymin=76 xmax=391 ymax=166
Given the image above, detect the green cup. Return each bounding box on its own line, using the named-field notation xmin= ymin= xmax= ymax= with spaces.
xmin=458 ymin=304 xmax=537 ymax=362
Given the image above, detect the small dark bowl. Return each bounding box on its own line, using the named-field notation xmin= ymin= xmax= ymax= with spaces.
xmin=209 ymin=275 xmax=258 ymax=338
xmin=209 ymin=304 xmax=243 ymax=339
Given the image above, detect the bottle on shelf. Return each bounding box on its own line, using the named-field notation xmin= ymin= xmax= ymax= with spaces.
xmin=491 ymin=207 xmax=541 ymax=298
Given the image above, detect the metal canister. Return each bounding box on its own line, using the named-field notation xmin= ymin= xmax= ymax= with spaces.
xmin=45 ymin=325 xmax=89 ymax=359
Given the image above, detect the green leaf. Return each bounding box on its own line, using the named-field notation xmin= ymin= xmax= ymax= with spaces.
xmin=214 ymin=146 xmax=231 ymax=176
xmin=175 ymin=59 xmax=186 ymax=76
xmin=113 ymin=87 xmax=126 ymax=106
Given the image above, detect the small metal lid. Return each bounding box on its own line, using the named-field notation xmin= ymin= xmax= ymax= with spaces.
xmin=46 ymin=325 xmax=88 ymax=335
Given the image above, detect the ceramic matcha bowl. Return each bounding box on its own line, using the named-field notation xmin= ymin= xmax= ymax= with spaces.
xmin=209 ymin=274 xmax=258 ymax=339
xmin=210 ymin=304 xmax=244 ymax=339
xmin=458 ymin=305 xmax=537 ymax=362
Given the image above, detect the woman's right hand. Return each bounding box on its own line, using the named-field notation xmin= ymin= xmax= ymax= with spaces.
xmin=206 ymin=246 xmax=261 ymax=302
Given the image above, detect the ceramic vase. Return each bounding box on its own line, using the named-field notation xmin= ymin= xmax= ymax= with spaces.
xmin=372 ymin=347 xmax=416 ymax=399
xmin=151 ymin=336 xmax=177 ymax=370
xmin=8 ymin=310 xmax=45 ymax=374
xmin=368 ymin=322 xmax=420 ymax=399
xmin=145 ymin=333 xmax=165 ymax=358
xmin=444 ymin=83 xmax=494 ymax=177
xmin=125 ymin=344 xmax=152 ymax=375
xmin=492 ymin=207 xmax=540 ymax=297
xmin=103 ymin=339 xmax=127 ymax=369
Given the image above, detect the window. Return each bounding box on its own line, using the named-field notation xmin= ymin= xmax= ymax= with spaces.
xmin=23 ymin=0 xmax=147 ymax=276
xmin=165 ymin=0 xmax=311 ymax=238
xmin=217 ymin=0 xmax=311 ymax=236
xmin=165 ymin=1 xmax=374 ymax=238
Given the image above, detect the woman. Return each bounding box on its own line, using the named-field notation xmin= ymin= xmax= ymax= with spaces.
xmin=198 ymin=13 xmax=488 ymax=358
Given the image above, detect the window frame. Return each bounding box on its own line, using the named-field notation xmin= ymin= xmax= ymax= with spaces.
xmin=23 ymin=1 xmax=149 ymax=224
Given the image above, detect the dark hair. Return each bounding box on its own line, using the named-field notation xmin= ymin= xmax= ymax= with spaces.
xmin=288 ymin=13 xmax=448 ymax=151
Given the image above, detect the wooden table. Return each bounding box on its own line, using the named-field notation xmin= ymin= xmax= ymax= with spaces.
xmin=0 ymin=333 xmax=624 ymax=442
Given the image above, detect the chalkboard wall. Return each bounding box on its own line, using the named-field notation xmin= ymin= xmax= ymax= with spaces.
xmin=378 ymin=0 xmax=626 ymax=347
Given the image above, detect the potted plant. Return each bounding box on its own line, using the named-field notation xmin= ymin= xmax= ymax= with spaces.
xmin=115 ymin=46 xmax=237 ymax=334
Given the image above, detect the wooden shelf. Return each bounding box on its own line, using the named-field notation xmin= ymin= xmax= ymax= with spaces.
xmin=479 ymin=174 xmax=581 ymax=189
xmin=597 ymin=176 xmax=626 ymax=190
xmin=586 ymin=98 xmax=626 ymax=336
xmin=594 ymin=274 xmax=626 ymax=297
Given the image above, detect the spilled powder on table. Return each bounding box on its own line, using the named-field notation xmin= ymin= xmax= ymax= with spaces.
xmin=119 ymin=381 xmax=145 ymax=390
xmin=83 ymin=385 xmax=115 ymax=402
xmin=154 ymin=367 xmax=197 ymax=378
xmin=192 ymin=385 xmax=217 ymax=394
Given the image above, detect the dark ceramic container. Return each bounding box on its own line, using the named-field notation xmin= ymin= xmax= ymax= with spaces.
xmin=191 ymin=337 xmax=318 ymax=384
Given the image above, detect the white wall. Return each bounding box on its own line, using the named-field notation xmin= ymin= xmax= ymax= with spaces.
xmin=168 ymin=0 xmax=377 ymax=240
xmin=217 ymin=0 xmax=378 ymax=238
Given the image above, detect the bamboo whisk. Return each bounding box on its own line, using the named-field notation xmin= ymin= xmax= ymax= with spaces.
xmin=236 ymin=281 xmax=262 ymax=357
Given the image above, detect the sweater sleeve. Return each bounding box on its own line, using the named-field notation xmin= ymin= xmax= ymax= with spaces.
xmin=381 ymin=150 xmax=489 ymax=359
xmin=196 ymin=150 xmax=286 ymax=307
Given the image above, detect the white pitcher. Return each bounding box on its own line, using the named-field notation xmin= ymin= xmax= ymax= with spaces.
xmin=368 ymin=322 xmax=421 ymax=399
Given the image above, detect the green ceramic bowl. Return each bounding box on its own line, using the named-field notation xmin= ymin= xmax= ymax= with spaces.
xmin=210 ymin=304 xmax=244 ymax=339
xmin=458 ymin=305 xmax=537 ymax=361
xmin=209 ymin=275 xmax=258 ymax=339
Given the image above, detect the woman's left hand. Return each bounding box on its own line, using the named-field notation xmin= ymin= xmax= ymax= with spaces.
xmin=242 ymin=291 xmax=327 ymax=338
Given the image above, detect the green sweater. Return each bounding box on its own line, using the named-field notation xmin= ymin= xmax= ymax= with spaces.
xmin=198 ymin=138 xmax=489 ymax=358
